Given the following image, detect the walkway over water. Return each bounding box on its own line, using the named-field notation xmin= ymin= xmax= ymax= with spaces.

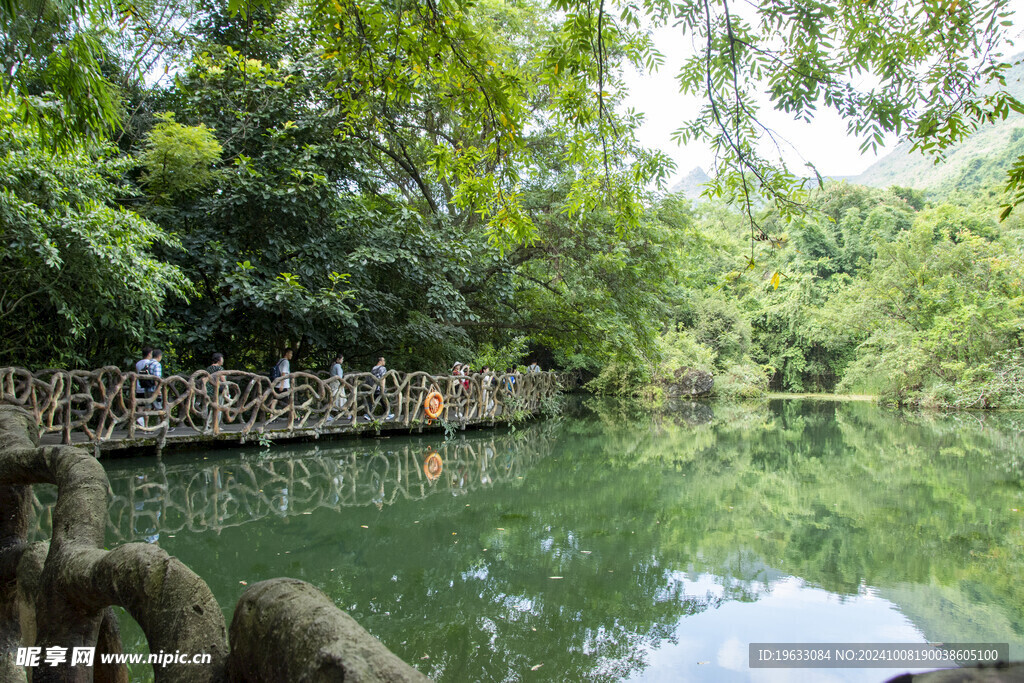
xmin=0 ymin=366 xmax=559 ymax=452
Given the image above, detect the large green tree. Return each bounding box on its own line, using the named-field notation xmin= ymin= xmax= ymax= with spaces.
xmin=0 ymin=100 xmax=191 ymax=366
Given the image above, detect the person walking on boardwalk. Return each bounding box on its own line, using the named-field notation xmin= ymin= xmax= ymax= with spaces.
xmin=135 ymin=346 xmax=154 ymax=398
xmin=135 ymin=346 xmax=155 ymax=426
xmin=273 ymin=348 xmax=293 ymax=390
xmin=365 ymin=357 xmax=388 ymax=420
xmin=203 ymin=353 xmax=226 ymax=416
xmin=136 ymin=349 xmax=164 ymax=425
xmin=268 ymin=348 xmax=294 ymax=413
xmin=329 ymin=353 xmax=347 ymax=415
xmin=150 ymin=350 xmax=164 ymax=406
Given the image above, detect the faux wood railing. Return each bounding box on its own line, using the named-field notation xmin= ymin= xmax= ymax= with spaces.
xmin=0 ymin=367 xmax=560 ymax=450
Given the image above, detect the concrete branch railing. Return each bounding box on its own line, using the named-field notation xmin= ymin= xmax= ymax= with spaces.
xmin=0 ymin=405 xmax=429 ymax=682
xmin=0 ymin=367 xmax=560 ymax=449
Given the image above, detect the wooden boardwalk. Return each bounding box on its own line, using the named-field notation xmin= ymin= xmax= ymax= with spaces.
xmin=4 ymin=366 xmax=557 ymax=453
xmin=37 ymin=409 xmax=511 ymax=452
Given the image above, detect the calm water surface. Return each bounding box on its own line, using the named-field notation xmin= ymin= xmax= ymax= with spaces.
xmin=38 ymin=399 xmax=1024 ymax=681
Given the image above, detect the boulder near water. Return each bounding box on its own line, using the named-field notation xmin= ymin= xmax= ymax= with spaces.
xmin=665 ymin=367 xmax=714 ymax=398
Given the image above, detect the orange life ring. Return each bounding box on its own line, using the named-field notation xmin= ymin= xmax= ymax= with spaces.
xmin=423 ymin=452 xmax=443 ymax=480
xmin=423 ymin=390 xmax=444 ymax=419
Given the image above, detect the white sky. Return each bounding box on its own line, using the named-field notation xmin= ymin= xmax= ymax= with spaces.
xmin=623 ymin=9 xmax=1024 ymax=185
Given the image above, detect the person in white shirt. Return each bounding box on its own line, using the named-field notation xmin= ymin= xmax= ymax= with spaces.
xmin=276 ymin=348 xmax=293 ymax=390
xmin=329 ymin=353 xmax=346 ymax=414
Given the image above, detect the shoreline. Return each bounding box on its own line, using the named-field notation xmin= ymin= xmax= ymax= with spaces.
xmin=766 ymin=392 xmax=876 ymax=401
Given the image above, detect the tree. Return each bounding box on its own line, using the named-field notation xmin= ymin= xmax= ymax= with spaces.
xmin=555 ymin=0 xmax=1023 ymax=230
xmin=120 ymin=0 xmax=681 ymax=371
xmin=0 ymin=99 xmax=191 ymax=366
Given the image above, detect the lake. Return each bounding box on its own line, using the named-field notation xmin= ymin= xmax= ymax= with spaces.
xmin=35 ymin=398 xmax=1024 ymax=681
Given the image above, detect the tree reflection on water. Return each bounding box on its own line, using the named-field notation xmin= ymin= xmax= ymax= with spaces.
xmin=31 ymin=399 xmax=1024 ymax=680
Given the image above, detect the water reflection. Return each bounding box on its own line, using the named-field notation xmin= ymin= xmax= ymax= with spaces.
xmin=31 ymin=400 xmax=1024 ymax=681
xmin=34 ymin=422 xmax=559 ymax=544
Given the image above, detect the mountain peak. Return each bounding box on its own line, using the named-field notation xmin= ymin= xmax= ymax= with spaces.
xmin=671 ymin=166 xmax=711 ymax=199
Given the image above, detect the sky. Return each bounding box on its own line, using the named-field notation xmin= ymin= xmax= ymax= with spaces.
xmin=623 ymin=11 xmax=1024 ymax=187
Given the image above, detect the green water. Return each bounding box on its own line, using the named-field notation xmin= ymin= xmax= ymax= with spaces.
xmin=37 ymin=399 xmax=1024 ymax=681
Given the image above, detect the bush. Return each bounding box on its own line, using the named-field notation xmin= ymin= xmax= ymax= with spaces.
xmin=586 ymin=330 xmax=716 ymax=397
xmin=713 ymin=359 xmax=770 ymax=399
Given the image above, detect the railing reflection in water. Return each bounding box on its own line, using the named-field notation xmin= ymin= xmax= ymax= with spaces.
xmin=32 ymin=423 xmax=558 ymax=544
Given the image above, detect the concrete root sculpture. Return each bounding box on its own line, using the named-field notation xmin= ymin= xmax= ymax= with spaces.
xmin=229 ymin=579 xmax=430 ymax=682
xmin=0 ymin=405 xmax=427 ymax=682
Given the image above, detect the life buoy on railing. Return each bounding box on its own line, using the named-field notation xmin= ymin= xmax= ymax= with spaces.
xmin=423 ymin=451 xmax=443 ymax=481
xmin=423 ymin=391 xmax=444 ymax=419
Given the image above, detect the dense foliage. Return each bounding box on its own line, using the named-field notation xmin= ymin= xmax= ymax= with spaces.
xmin=592 ymin=182 xmax=1024 ymax=407
xmin=1 ymin=0 xmax=1023 ymax=409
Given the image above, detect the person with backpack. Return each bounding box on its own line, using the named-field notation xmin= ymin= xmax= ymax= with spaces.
xmin=271 ymin=348 xmax=293 ymax=390
xmin=135 ymin=348 xmax=163 ymax=426
xmin=268 ymin=348 xmax=294 ymax=414
xmin=135 ymin=347 xmax=154 ymax=400
xmin=364 ymin=357 xmax=388 ymax=420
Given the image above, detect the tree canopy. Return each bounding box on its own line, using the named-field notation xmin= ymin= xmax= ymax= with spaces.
xmin=1 ymin=0 xmax=1023 ymax=405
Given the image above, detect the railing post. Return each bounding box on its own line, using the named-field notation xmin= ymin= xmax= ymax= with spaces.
xmin=62 ymin=371 xmax=72 ymax=445
xmin=129 ymin=372 xmax=139 ymax=440
xmin=212 ymin=375 xmax=222 ymax=436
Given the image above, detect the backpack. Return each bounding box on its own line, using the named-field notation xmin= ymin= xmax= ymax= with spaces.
xmin=138 ymin=361 xmax=157 ymax=392
xmin=269 ymin=360 xmax=284 ymax=381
